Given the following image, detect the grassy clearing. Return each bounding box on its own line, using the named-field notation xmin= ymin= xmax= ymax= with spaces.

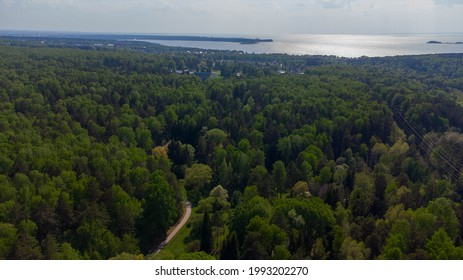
xmin=149 ymin=210 xmax=197 ymax=260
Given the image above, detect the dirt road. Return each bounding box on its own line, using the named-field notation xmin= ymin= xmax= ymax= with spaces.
xmin=154 ymin=202 xmax=192 ymax=254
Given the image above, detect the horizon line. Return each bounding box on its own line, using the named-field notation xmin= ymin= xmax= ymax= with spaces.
xmin=1 ymin=29 xmax=463 ymax=37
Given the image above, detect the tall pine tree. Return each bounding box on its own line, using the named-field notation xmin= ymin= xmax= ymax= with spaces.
xmin=200 ymin=210 xmax=213 ymax=254
xmin=220 ymin=231 xmax=240 ymax=260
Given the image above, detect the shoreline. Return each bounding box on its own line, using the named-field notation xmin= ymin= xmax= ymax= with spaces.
xmin=427 ymin=40 xmax=463 ymax=44
xmin=0 ymin=31 xmax=273 ymax=45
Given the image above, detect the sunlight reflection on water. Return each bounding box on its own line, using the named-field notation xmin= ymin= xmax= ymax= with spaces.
xmin=146 ymin=33 xmax=463 ymax=57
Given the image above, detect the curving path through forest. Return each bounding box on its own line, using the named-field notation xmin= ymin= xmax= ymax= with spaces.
xmin=154 ymin=202 xmax=192 ymax=254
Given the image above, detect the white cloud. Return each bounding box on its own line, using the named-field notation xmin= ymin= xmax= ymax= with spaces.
xmin=317 ymin=0 xmax=355 ymax=9
xmin=2 ymin=0 xmax=12 ymax=6
xmin=1 ymin=0 xmax=462 ymax=34
xmin=434 ymin=0 xmax=463 ymax=5
xmin=20 ymin=0 xmax=77 ymax=7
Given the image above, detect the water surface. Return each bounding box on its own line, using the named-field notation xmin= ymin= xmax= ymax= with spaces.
xmin=146 ymin=33 xmax=463 ymax=57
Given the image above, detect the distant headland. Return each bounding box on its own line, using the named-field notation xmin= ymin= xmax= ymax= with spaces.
xmin=427 ymin=40 xmax=463 ymax=44
xmin=0 ymin=31 xmax=273 ymax=45
xmin=69 ymin=34 xmax=273 ymax=44
xmin=144 ymin=35 xmax=274 ymax=45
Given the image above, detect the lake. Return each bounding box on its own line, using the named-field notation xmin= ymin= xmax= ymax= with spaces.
xmin=146 ymin=33 xmax=463 ymax=58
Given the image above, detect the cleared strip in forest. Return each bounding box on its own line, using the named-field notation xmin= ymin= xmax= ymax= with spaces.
xmin=393 ymin=107 xmax=462 ymax=182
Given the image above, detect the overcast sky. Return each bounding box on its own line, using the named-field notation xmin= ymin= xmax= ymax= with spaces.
xmin=1 ymin=0 xmax=463 ymax=34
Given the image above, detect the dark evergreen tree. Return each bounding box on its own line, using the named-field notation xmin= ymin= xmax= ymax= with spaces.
xmin=220 ymin=231 xmax=240 ymax=260
xmin=200 ymin=210 xmax=213 ymax=254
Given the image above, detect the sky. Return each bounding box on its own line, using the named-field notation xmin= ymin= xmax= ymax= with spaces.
xmin=1 ymin=0 xmax=463 ymax=35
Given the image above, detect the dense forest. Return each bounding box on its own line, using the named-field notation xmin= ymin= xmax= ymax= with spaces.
xmin=0 ymin=38 xmax=463 ymax=260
